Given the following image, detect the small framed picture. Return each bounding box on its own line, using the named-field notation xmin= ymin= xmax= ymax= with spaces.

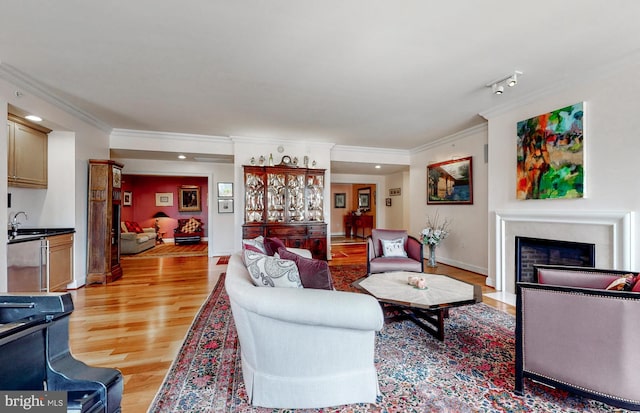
xmin=218 ymin=198 xmax=234 ymax=213
xmin=217 ymin=182 xmax=233 ymax=198
xmin=385 ymin=198 xmax=392 ymax=207
xmin=334 ymin=193 xmax=346 ymax=208
xmin=155 ymin=192 xmax=174 ymax=207
xmin=123 ymin=191 xmax=132 ymax=206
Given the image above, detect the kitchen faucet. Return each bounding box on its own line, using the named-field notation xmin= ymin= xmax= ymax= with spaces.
xmin=10 ymin=211 xmax=27 ymax=237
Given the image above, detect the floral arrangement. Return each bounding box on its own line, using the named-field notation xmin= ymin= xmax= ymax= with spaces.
xmin=420 ymin=212 xmax=451 ymax=246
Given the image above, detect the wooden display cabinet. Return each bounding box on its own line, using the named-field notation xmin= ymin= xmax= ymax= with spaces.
xmin=87 ymin=159 xmax=124 ymax=284
xmin=242 ymin=164 xmax=327 ymax=259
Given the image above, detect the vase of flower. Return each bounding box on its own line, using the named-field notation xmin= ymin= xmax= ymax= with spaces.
xmin=427 ymin=244 xmax=437 ymax=268
xmin=420 ymin=211 xmax=451 ymax=269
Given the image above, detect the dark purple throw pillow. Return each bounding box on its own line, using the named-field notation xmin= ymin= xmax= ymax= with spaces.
xmin=278 ymin=248 xmax=334 ymax=290
xmin=264 ymin=237 xmax=287 ymax=256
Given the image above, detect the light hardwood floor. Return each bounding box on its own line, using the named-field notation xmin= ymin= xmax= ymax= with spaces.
xmin=67 ymin=244 xmax=512 ymax=412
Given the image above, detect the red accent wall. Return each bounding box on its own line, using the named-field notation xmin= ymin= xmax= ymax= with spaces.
xmin=121 ymin=175 xmax=208 ymax=237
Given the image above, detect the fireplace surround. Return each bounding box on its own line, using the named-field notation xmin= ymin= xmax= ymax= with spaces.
xmin=493 ymin=210 xmax=633 ymax=295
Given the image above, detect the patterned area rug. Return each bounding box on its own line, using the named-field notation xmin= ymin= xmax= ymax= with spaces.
xmin=216 ymin=255 xmax=231 ymax=265
xmin=121 ymin=242 xmax=208 ymax=259
xmin=149 ymin=267 xmax=623 ymax=412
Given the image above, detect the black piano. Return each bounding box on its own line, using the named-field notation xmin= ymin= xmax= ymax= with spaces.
xmin=0 ymin=293 xmax=123 ymax=413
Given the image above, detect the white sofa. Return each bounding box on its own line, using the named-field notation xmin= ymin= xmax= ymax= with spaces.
xmin=225 ymin=250 xmax=384 ymax=409
xmin=120 ymin=227 xmax=156 ymax=254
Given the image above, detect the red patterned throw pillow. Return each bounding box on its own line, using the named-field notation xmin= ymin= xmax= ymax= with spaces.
xmin=124 ymin=221 xmax=144 ymax=233
xmin=605 ymin=273 xmax=637 ymax=291
xmin=181 ymin=218 xmax=200 ymax=233
xmin=631 ymin=274 xmax=640 ymax=293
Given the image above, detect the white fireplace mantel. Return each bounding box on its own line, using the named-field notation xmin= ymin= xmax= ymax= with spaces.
xmin=493 ymin=210 xmax=634 ymax=294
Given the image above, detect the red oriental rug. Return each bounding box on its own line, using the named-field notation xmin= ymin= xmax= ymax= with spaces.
xmin=149 ymin=267 xmax=622 ymax=412
xmin=216 ymin=255 xmax=231 ymax=265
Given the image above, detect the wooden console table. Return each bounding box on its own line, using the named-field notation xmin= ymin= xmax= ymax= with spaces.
xmin=344 ymin=214 xmax=373 ymax=239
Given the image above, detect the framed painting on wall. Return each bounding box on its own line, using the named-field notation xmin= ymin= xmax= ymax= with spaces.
xmin=334 ymin=193 xmax=346 ymax=208
xmin=516 ymin=102 xmax=584 ymax=200
xmin=427 ymin=156 xmax=473 ymax=204
xmin=358 ymin=187 xmax=371 ymax=209
xmin=155 ymin=192 xmax=173 ymax=207
xmin=218 ymin=199 xmax=233 ymax=213
xmin=217 ymin=182 xmax=233 ymax=198
xmin=179 ymin=185 xmax=201 ymax=212
xmin=123 ymin=191 xmax=132 ymax=206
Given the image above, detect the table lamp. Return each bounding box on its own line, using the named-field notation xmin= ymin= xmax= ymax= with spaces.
xmin=152 ymin=211 xmax=169 ymax=233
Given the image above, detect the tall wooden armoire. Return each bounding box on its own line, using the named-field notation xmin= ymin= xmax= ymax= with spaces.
xmin=87 ymin=159 xmax=124 ymax=284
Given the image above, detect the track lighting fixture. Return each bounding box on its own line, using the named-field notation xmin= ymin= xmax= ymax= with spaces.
xmin=486 ymin=70 xmax=523 ymax=95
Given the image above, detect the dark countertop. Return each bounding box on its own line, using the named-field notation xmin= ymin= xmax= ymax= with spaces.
xmin=7 ymin=228 xmax=75 ymax=244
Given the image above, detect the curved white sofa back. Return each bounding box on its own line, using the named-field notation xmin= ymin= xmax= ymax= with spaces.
xmin=225 ymin=251 xmax=384 ymax=409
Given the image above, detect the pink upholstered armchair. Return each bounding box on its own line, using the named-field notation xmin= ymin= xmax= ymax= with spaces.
xmin=366 ymin=229 xmax=424 ymax=274
xmin=516 ymin=265 xmax=640 ymax=411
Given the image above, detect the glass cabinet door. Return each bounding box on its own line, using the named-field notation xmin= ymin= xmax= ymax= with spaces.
xmin=286 ymin=172 xmax=305 ymax=222
xmin=266 ymin=170 xmax=286 ymax=222
xmin=306 ymin=172 xmax=324 ymax=222
xmin=245 ymin=169 xmax=266 ymax=223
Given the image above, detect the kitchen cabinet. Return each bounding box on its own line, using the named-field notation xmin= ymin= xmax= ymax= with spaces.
xmin=87 ymin=159 xmax=124 ymax=284
xmin=7 ymin=230 xmax=75 ymax=293
xmin=242 ymin=164 xmax=327 ymax=259
xmin=7 ymin=114 xmax=50 ymax=188
xmin=48 ymin=233 xmax=74 ymax=292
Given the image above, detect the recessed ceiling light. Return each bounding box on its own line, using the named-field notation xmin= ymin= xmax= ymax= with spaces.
xmin=178 ymin=154 xmax=186 ymax=160
xmin=375 ymin=165 xmax=381 ymax=169
xmin=25 ymin=115 xmax=42 ymax=122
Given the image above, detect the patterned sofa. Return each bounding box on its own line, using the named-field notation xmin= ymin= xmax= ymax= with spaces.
xmin=174 ymin=217 xmax=204 ymax=245
xmin=516 ymin=264 xmax=640 ymax=410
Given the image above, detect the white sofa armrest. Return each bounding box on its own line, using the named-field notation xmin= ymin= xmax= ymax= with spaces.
xmin=142 ymin=228 xmax=156 ymax=235
xmin=120 ymin=233 xmax=137 ymax=240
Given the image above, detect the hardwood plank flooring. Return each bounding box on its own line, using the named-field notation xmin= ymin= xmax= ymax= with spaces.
xmin=67 ymin=245 xmax=513 ymax=412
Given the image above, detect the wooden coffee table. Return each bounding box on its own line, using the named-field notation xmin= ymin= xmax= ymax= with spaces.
xmin=353 ymin=271 xmax=482 ymax=341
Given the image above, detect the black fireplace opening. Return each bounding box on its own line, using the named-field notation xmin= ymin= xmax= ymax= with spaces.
xmin=515 ymin=236 xmax=595 ymax=284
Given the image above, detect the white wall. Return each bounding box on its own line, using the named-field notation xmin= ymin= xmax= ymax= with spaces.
xmin=485 ymin=59 xmax=640 ymax=287
xmin=385 ymin=172 xmax=405 ymax=229
xmin=1 ymin=77 xmax=111 ymax=290
xmin=409 ymin=124 xmax=489 ymax=275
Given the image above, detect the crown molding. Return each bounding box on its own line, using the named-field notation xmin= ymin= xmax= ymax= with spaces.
xmin=332 ymin=144 xmax=410 ymax=157
xmin=111 ymin=128 xmax=231 ymax=143
xmin=0 ymin=62 xmax=112 ymax=132
xmin=411 ymin=123 xmax=487 ymax=154
xmin=231 ymin=135 xmax=335 ymax=150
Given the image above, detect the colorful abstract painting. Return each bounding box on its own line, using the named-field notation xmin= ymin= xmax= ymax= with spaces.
xmin=516 ymin=103 xmax=584 ymax=200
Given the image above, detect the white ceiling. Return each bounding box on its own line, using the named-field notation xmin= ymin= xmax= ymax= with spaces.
xmin=2 ymin=1 xmax=640 ymax=173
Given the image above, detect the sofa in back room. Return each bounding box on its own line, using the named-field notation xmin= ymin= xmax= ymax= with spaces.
xmin=120 ymin=221 xmax=156 ymax=254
